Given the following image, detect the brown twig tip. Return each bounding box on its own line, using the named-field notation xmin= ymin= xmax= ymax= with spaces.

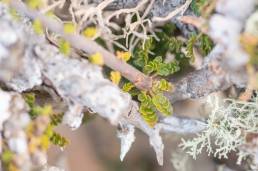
xmin=134 ymin=75 xmax=153 ymax=91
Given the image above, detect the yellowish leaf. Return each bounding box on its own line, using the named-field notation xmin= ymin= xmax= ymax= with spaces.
xmin=26 ymin=0 xmax=42 ymax=9
xmin=116 ymin=51 xmax=131 ymax=62
xmin=59 ymin=39 xmax=71 ymax=55
xmin=64 ymin=23 xmax=76 ymax=34
xmin=90 ymin=52 xmax=104 ymax=66
xmin=46 ymin=11 xmax=56 ymax=18
xmin=40 ymin=135 xmax=50 ymax=151
xmin=83 ymin=27 xmax=98 ymax=38
xmin=110 ymin=71 xmax=121 ymax=85
xmin=41 ymin=104 xmax=53 ymax=116
xmin=29 ymin=137 xmax=41 ymax=153
xmin=32 ymin=19 xmax=44 ymax=35
xmin=122 ymin=82 xmax=135 ymax=92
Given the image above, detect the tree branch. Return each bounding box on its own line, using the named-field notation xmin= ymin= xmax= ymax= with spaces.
xmin=0 ymin=5 xmax=207 ymax=167
xmin=168 ymin=45 xmax=248 ymax=103
xmin=9 ymin=0 xmax=153 ymax=91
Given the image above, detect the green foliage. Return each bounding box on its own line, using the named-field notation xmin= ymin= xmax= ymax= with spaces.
xmin=133 ymin=38 xmax=155 ymax=68
xmin=49 ymin=131 xmax=69 ymax=147
xmin=126 ymin=29 xmax=189 ymax=127
xmin=50 ymin=114 xmax=64 ymax=126
xmin=143 ymin=56 xmax=180 ymax=76
xmin=122 ymin=82 xmax=135 ymax=92
xmin=138 ymin=92 xmax=158 ymax=127
xmin=136 ymin=79 xmax=173 ymax=127
xmin=152 ymin=93 xmax=173 ymax=116
xmin=152 ymin=79 xmax=173 ymax=93
xmin=186 ymin=34 xmax=214 ymax=61
xmin=168 ymin=37 xmax=183 ymax=54
xmin=122 ymin=24 xmax=213 ymax=127
xmin=186 ymin=34 xmax=197 ymax=62
xmin=24 ymin=93 xmax=35 ymax=108
xmin=23 ymin=93 xmax=69 ymax=148
xmin=132 ymin=33 xmax=182 ymax=77
xmin=138 ymin=92 xmax=153 ymax=106
xmin=143 ymin=56 xmax=162 ymax=74
xmin=153 ymin=32 xmax=192 ymax=70
xmin=190 ymin=0 xmax=207 ymax=16
xmin=161 ymin=23 xmax=177 ymax=36
xmin=24 ymin=93 xmax=52 ymax=118
xmin=199 ymin=34 xmax=213 ymax=56
xmin=139 ymin=104 xmax=158 ymax=127
xmin=122 ymin=82 xmax=140 ymax=96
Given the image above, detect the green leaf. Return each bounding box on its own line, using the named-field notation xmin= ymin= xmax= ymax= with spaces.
xmin=139 ymin=104 xmax=158 ymax=127
xmin=199 ymin=34 xmax=213 ymax=56
xmin=138 ymin=92 xmax=152 ymax=105
xmin=133 ymin=38 xmax=154 ymax=68
xmin=24 ymin=93 xmax=35 ymax=108
xmin=157 ymin=63 xmax=170 ymax=76
xmin=139 ymin=105 xmax=155 ymax=116
xmin=152 ymin=94 xmax=173 ymax=116
xmin=30 ymin=104 xmax=53 ymax=118
xmin=186 ymin=34 xmax=197 ymax=62
xmin=158 ymin=79 xmax=173 ymax=92
xmin=144 ymin=64 xmax=155 ymax=74
xmin=50 ymin=114 xmax=63 ymax=126
xmin=168 ymin=37 xmax=183 ymax=54
xmin=153 ymin=56 xmax=163 ymax=63
xmin=167 ymin=61 xmax=180 ymax=73
xmin=50 ymin=131 xmax=69 ymax=147
xmin=190 ymin=0 xmax=207 ymax=16
xmin=122 ymin=82 xmax=135 ymax=92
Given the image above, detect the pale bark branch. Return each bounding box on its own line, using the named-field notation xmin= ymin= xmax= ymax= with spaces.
xmin=9 ymin=0 xmax=153 ymax=91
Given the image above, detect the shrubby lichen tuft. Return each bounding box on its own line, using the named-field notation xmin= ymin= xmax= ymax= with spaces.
xmin=181 ymin=93 xmax=258 ymax=164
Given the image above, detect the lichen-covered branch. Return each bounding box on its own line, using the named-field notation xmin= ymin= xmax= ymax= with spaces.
xmin=9 ymin=0 xmax=153 ymax=91
xmin=1 ymin=0 xmax=256 ymax=170
xmin=0 ymin=3 xmax=206 ymax=168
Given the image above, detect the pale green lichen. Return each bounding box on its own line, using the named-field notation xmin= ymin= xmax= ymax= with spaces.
xmin=180 ymin=93 xmax=258 ymax=163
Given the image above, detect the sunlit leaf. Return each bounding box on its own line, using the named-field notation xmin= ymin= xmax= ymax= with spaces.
xmin=152 ymin=94 xmax=173 ymax=116
xmin=83 ymin=27 xmax=97 ymax=38
xmin=110 ymin=71 xmax=121 ymax=85
xmin=89 ymin=52 xmax=104 ymax=66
